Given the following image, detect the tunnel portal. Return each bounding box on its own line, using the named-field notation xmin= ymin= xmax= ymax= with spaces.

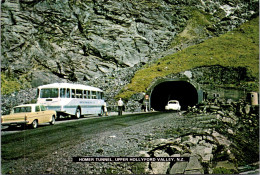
xmin=150 ymin=81 xmax=198 ymax=111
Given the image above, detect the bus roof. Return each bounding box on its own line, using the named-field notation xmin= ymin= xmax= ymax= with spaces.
xmin=38 ymin=83 xmax=103 ymax=91
xmin=14 ymin=104 xmax=39 ymax=108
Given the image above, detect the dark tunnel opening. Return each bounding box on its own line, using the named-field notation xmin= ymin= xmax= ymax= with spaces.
xmin=150 ymin=81 xmax=198 ymax=111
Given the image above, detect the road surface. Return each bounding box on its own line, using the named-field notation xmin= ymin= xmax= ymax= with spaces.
xmin=2 ymin=111 xmax=181 ymax=174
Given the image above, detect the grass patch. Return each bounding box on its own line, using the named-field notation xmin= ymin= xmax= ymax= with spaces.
xmin=1 ymin=73 xmax=21 ymax=95
xmin=213 ymin=167 xmax=236 ymax=174
xmin=1 ymin=72 xmax=32 ymax=95
xmin=118 ymin=17 xmax=259 ymax=99
xmin=113 ymin=122 xmax=130 ymax=127
xmin=170 ymin=9 xmax=215 ymax=48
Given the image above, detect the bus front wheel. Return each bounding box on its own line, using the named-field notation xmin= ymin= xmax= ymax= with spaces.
xmin=75 ymin=108 xmax=81 ymax=119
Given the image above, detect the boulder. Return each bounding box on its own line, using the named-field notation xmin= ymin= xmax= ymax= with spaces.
xmin=150 ymin=150 xmax=170 ymax=174
xmin=170 ymin=162 xmax=188 ymax=174
xmin=184 ymin=156 xmax=204 ymax=174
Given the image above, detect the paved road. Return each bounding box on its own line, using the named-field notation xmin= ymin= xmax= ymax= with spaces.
xmin=1 ymin=111 xmax=146 ymax=135
xmin=2 ymin=111 xmax=176 ymax=174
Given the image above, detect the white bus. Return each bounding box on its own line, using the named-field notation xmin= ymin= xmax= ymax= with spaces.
xmin=37 ymin=83 xmax=105 ymax=119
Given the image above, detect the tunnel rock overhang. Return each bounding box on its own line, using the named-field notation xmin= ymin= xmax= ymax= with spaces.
xmin=146 ymin=78 xmax=202 ymax=111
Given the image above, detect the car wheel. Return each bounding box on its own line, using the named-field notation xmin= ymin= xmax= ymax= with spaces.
xmin=75 ymin=108 xmax=81 ymax=119
xmin=56 ymin=112 xmax=61 ymax=120
xmin=50 ymin=115 xmax=55 ymax=125
xmin=31 ymin=120 xmax=38 ymax=129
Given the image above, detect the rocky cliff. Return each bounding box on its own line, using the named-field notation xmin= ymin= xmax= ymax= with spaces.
xmin=1 ymin=0 xmax=258 ymax=86
xmin=1 ymin=0 xmax=258 ymax=113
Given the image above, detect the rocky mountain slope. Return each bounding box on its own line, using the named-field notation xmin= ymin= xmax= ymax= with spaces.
xmin=1 ymin=0 xmax=258 ymax=92
xmin=1 ymin=0 xmax=259 ymax=115
xmin=119 ymin=16 xmax=259 ymax=99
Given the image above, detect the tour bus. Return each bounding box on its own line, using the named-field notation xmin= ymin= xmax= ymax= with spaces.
xmin=37 ymin=83 xmax=105 ymax=119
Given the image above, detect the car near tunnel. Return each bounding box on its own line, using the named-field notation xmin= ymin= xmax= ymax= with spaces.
xmin=165 ymin=100 xmax=181 ymax=111
xmin=150 ymin=81 xmax=199 ymax=111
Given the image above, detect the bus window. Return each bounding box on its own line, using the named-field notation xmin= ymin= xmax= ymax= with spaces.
xmin=97 ymin=92 xmax=101 ymax=99
xmin=87 ymin=91 xmax=91 ymax=99
xmin=40 ymin=88 xmax=59 ymax=98
xmin=83 ymin=90 xmax=88 ymax=99
xmin=76 ymin=89 xmax=83 ymax=98
xmin=60 ymin=88 xmax=66 ymax=98
xmin=85 ymin=90 xmax=91 ymax=99
xmin=92 ymin=91 xmax=97 ymax=99
xmin=66 ymin=88 xmax=70 ymax=98
xmin=71 ymin=89 xmax=76 ymax=98
xmin=98 ymin=92 xmax=103 ymax=99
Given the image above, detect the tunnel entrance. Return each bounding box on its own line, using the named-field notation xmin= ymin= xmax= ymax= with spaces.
xmin=150 ymin=81 xmax=198 ymax=111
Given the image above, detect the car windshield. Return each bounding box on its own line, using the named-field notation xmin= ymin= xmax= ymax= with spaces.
xmin=169 ymin=101 xmax=177 ymax=104
xmin=40 ymin=88 xmax=59 ymax=98
xmin=13 ymin=107 xmax=32 ymax=113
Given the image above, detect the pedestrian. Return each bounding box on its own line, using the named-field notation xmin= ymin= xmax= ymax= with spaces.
xmin=104 ymin=101 xmax=108 ymax=116
xmin=117 ymin=98 xmax=124 ymax=116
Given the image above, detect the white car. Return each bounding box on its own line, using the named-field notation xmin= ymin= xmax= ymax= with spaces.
xmin=165 ymin=100 xmax=181 ymax=111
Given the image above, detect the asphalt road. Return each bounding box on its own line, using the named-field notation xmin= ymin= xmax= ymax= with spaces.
xmin=2 ymin=111 xmax=176 ymax=174
xmin=1 ymin=114 xmax=104 ymax=136
xmin=1 ymin=111 xmax=143 ymax=136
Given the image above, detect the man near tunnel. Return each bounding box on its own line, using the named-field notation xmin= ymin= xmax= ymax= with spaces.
xmin=117 ymin=98 xmax=124 ymax=115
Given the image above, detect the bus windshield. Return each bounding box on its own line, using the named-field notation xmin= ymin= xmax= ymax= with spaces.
xmin=40 ymin=88 xmax=59 ymax=98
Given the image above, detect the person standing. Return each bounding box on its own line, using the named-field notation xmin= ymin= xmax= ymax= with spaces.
xmin=117 ymin=98 xmax=124 ymax=116
xmin=104 ymin=101 xmax=108 ymax=116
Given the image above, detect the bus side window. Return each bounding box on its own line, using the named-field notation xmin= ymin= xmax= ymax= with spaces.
xmin=92 ymin=91 xmax=97 ymax=99
xmin=97 ymin=92 xmax=100 ymax=99
xmin=88 ymin=91 xmax=91 ymax=99
xmin=72 ymin=89 xmax=76 ymax=98
xmin=60 ymin=88 xmax=66 ymax=98
xmin=76 ymin=89 xmax=83 ymax=98
xmin=83 ymin=90 xmax=88 ymax=99
xmin=66 ymin=88 xmax=70 ymax=98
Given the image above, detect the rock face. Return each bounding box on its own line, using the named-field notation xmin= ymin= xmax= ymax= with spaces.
xmin=136 ymin=99 xmax=259 ymax=174
xmin=1 ymin=0 xmax=258 ymax=114
xmin=1 ymin=0 xmax=258 ymax=85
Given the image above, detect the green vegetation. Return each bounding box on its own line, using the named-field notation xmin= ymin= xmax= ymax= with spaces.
xmin=131 ymin=162 xmax=147 ymax=174
xmin=1 ymin=73 xmax=21 ymax=95
xmin=170 ymin=9 xmax=215 ymax=48
xmin=1 ymin=72 xmax=32 ymax=95
xmin=212 ymin=167 xmax=236 ymax=174
xmin=118 ymin=17 xmax=259 ymax=99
